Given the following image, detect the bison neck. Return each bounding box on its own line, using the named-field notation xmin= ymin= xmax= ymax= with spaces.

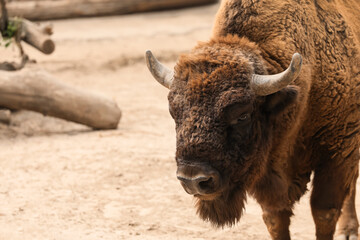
xmin=248 ymin=130 xmax=313 ymax=211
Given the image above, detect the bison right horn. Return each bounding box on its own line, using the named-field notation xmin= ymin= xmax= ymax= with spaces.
xmin=250 ymin=53 xmax=303 ymax=96
xmin=145 ymin=50 xmax=174 ymax=89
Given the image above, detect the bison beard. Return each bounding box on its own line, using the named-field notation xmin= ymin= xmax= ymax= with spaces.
xmin=195 ymin=185 xmax=246 ymax=227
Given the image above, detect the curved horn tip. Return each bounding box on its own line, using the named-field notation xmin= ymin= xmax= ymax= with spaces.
xmin=290 ymin=53 xmax=303 ymax=73
xmin=145 ymin=50 xmax=152 ymax=59
xmin=144 ymin=49 xmax=174 ymax=89
xmin=145 ymin=50 xmax=153 ymax=67
xmin=250 ymin=53 xmax=303 ymax=96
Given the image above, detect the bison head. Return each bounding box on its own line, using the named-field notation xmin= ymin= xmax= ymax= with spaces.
xmin=146 ymin=36 xmax=302 ymax=227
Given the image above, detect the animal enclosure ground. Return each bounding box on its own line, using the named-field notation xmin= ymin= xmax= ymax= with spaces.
xmin=0 ymin=3 xmax=358 ymax=240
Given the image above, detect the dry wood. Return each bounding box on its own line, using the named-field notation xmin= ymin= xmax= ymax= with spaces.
xmin=1 ymin=0 xmax=54 ymax=70
xmin=0 ymin=69 xmax=121 ymax=129
xmin=0 ymin=18 xmax=54 ymax=71
xmin=0 ymin=0 xmax=8 ymax=33
xmin=2 ymin=0 xmax=218 ymax=20
xmin=12 ymin=18 xmax=55 ymax=54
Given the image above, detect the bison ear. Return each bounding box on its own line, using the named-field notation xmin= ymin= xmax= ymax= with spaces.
xmin=263 ymin=85 xmax=299 ymax=115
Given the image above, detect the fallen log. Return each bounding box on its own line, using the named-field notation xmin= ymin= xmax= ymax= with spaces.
xmin=17 ymin=18 xmax=55 ymax=54
xmin=7 ymin=18 xmax=55 ymax=54
xmin=0 ymin=18 xmax=54 ymax=70
xmin=0 ymin=69 xmax=121 ymax=129
xmin=0 ymin=0 xmax=55 ymax=71
xmin=2 ymin=0 xmax=218 ymax=21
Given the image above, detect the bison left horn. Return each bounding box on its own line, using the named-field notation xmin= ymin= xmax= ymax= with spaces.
xmin=145 ymin=50 xmax=174 ymax=89
xmin=250 ymin=53 xmax=303 ymax=96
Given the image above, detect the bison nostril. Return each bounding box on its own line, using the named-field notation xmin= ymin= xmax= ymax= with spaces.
xmin=176 ymin=165 xmax=221 ymax=195
xmin=198 ymin=177 xmax=214 ymax=191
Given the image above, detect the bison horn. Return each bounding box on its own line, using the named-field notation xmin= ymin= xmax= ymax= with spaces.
xmin=145 ymin=50 xmax=174 ymax=89
xmin=250 ymin=53 xmax=303 ymax=96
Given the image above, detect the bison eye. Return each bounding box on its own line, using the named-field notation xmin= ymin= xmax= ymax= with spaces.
xmin=238 ymin=113 xmax=249 ymax=121
xmin=230 ymin=113 xmax=251 ymax=125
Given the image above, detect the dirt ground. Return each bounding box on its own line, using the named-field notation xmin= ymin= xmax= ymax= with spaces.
xmin=0 ymin=3 xmax=359 ymax=240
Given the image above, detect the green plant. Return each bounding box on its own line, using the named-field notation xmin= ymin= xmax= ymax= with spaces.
xmin=0 ymin=20 xmax=19 ymax=48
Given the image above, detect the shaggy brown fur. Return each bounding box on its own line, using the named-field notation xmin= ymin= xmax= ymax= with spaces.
xmin=166 ymin=0 xmax=359 ymax=239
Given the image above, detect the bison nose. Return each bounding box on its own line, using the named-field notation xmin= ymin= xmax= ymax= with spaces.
xmin=177 ymin=175 xmax=217 ymax=195
xmin=176 ymin=164 xmax=220 ymax=195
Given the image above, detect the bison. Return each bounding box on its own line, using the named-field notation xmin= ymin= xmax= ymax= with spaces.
xmin=145 ymin=0 xmax=360 ymax=239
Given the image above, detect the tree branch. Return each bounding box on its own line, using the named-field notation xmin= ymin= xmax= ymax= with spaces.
xmin=0 ymin=0 xmax=8 ymax=36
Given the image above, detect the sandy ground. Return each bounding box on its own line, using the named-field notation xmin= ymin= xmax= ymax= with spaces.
xmin=0 ymin=3 xmax=358 ymax=240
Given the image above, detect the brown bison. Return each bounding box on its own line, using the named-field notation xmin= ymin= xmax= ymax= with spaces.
xmin=145 ymin=0 xmax=360 ymax=239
